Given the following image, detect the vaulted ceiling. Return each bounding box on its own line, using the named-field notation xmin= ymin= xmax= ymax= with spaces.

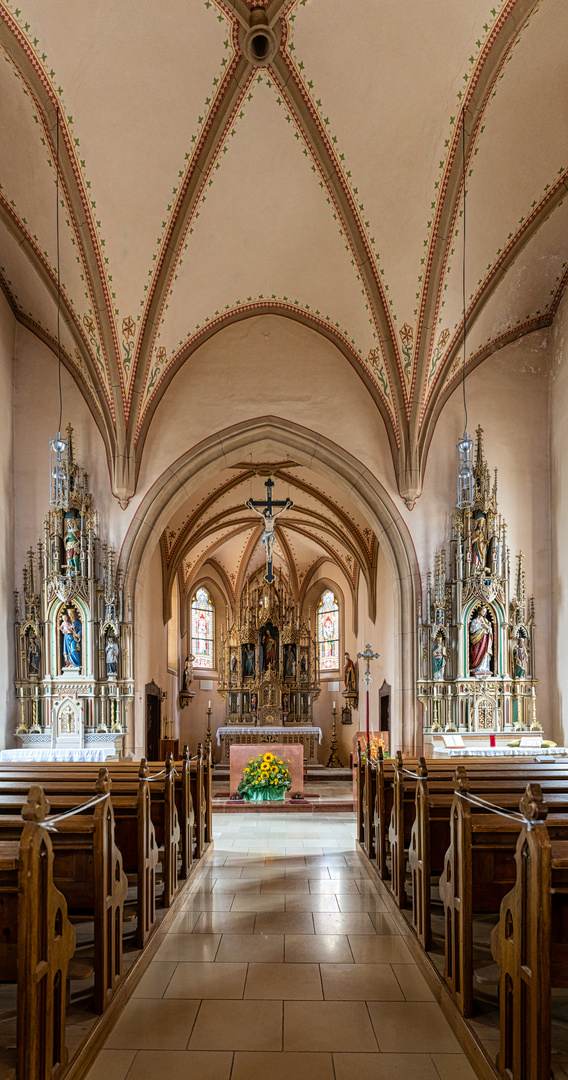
xmin=160 ymin=462 xmax=378 ymax=620
xmin=1 ymin=0 xmax=566 ymax=506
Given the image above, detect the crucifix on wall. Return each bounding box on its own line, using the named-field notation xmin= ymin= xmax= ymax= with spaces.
xmin=245 ymin=478 xmax=293 ymax=584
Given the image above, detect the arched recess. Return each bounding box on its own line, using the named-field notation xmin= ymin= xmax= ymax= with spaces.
xmin=303 ymin=575 xmax=346 ymax=679
xmin=120 ymin=416 xmax=421 ymax=752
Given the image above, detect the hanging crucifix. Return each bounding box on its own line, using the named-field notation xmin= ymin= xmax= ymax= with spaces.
xmin=245 ymin=478 xmax=293 ymax=584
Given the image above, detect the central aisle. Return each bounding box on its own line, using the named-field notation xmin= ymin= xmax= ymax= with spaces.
xmin=86 ymin=813 xmax=477 ymax=1080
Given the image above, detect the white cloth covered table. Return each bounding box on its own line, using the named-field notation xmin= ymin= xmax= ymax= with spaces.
xmin=216 ymin=725 xmax=323 ymax=746
xmin=0 ymin=748 xmax=115 ymax=762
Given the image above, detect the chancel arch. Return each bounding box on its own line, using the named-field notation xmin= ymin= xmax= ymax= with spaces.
xmin=121 ymin=416 xmax=420 ymax=757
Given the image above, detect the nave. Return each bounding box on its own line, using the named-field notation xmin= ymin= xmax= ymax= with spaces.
xmin=85 ymin=813 xmax=476 ymax=1080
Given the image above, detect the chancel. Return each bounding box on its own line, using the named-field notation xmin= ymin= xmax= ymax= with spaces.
xmin=1 ymin=2 xmax=568 ymax=1078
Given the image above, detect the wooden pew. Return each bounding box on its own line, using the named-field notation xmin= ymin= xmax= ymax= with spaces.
xmin=491 ymin=786 xmax=568 ymax=1080
xmin=0 ymin=772 xmax=128 ymax=1013
xmin=0 ymin=787 xmax=76 ymax=1080
xmin=190 ymin=744 xmax=206 ymax=860
xmin=439 ymin=768 xmax=568 ymax=1017
xmin=363 ymin=755 xmax=377 ymax=861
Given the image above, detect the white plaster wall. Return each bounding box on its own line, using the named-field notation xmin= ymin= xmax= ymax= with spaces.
xmin=0 ymin=294 xmax=15 ymax=748
xmin=550 ymin=290 xmax=568 ymax=744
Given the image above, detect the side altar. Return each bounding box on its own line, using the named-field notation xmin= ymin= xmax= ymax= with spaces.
xmin=13 ymin=427 xmax=133 ymax=758
xmin=418 ymin=427 xmax=541 ymax=754
xmin=216 ymin=573 xmax=322 ymax=764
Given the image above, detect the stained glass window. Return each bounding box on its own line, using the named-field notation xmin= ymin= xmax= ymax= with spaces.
xmin=317 ymin=589 xmax=339 ymax=671
xmin=191 ymin=587 xmax=214 ymax=668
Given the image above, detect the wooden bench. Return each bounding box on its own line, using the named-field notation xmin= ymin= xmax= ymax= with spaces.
xmin=0 ymin=772 xmax=128 ymax=1013
xmin=0 ymin=787 xmax=76 ymax=1080
xmin=491 ymin=785 xmax=568 ymax=1080
xmin=439 ymin=768 xmax=568 ymax=1017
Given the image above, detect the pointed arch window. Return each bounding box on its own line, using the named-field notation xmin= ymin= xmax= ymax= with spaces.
xmin=317 ymin=589 xmax=339 ymax=671
xmin=191 ymin=587 xmax=214 ymax=668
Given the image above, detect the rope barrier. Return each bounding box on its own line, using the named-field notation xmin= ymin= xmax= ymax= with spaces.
xmin=456 ymin=789 xmax=534 ymax=829
xmin=399 ymin=767 xmax=422 ymax=780
xmin=39 ymin=791 xmax=110 ymax=831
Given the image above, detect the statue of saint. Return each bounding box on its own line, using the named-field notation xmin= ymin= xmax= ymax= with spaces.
xmin=432 ymin=638 xmax=446 ymax=680
xmin=513 ymin=635 xmax=527 ymax=678
xmin=263 ymin=630 xmax=277 ymax=669
xmin=27 ymin=630 xmax=41 ymax=676
xmin=64 ymin=521 xmax=81 ymax=576
xmin=283 ymin=645 xmax=296 ymax=679
xmin=470 ymin=514 xmax=488 ymax=567
xmin=60 ymin=607 xmax=82 ymax=669
xmin=469 ymin=606 xmax=493 ymax=676
xmin=182 ymin=654 xmax=194 ymax=693
xmin=105 ymin=635 xmax=119 ymax=677
xmin=243 ymin=645 xmax=255 ymax=677
xmin=251 ymin=692 xmax=258 ymax=713
xmin=344 ymin=652 xmax=356 ymax=692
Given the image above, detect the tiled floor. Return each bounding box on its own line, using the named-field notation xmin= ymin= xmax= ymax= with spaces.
xmin=85 ymin=814 xmax=479 ymax=1080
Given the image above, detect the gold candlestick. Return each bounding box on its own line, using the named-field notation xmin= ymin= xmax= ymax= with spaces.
xmin=326 ymin=706 xmax=343 ymax=768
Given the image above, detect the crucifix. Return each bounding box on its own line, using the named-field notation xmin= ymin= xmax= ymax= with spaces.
xmin=245 ymin=478 xmax=293 ymax=584
xmin=357 ymin=642 xmax=380 ymax=746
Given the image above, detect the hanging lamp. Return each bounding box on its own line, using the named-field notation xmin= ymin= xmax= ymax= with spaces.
xmin=49 ymin=106 xmax=69 ymax=509
xmin=456 ymin=109 xmax=473 ymax=510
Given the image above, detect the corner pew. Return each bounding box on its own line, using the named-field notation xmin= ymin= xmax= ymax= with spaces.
xmin=0 ymin=787 xmax=76 ymax=1080
xmin=491 ymin=786 xmax=568 ymax=1080
xmin=0 ymin=772 xmax=128 ymax=1013
xmin=439 ymin=769 xmax=568 ymax=1017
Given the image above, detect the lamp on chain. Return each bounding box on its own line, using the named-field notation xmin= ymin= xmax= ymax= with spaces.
xmin=49 ymin=106 xmax=69 ymax=510
xmin=456 ymin=107 xmax=473 ymax=510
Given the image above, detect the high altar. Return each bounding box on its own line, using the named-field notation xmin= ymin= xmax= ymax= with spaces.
xmin=10 ymin=428 xmax=132 ymax=760
xmin=418 ymin=427 xmax=540 ymax=755
xmin=216 ymin=574 xmax=322 ymax=764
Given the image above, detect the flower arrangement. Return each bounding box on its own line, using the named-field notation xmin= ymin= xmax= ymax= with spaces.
xmin=238 ymin=752 xmax=292 ymax=802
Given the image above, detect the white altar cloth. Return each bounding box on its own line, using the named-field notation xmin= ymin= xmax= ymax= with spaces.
xmin=216 ymin=725 xmax=323 ymax=746
xmin=435 ymin=746 xmax=567 ymax=758
xmin=0 ymin=748 xmax=115 ymax=762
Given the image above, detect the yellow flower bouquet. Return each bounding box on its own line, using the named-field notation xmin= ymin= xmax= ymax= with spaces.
xmin=238 ymin=752 xmax=292 ymax=802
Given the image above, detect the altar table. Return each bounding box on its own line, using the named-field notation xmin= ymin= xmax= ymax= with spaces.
xmin=229 ymin=744 xmax=304 ymax=797
xmin=0 ymin=748 xmax=118 ymax=762
xmin=217 ymin=725 xmax=322 ymax=766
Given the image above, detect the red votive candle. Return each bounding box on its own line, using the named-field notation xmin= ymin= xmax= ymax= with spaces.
xmin=490 ymin=734 xmax=496 ymax=748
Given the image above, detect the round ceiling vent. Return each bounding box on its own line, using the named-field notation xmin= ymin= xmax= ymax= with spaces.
xmin=242 ymin=23 xmax=278 ymax=65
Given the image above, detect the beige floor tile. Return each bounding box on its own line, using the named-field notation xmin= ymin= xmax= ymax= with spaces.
xmin=132 ymin=961 xmax=177 ymax=998
xmin=284 ymin=1000 xmax=378 ymax=1051
xmin=182 ymin=893 xmax=235 ymax=911
xmin=125 ymin=1051 xmax=233 ymax=1080
xmin=348 ymin=935 xmax=414 ymax=964
xmin=367 ymin=1002 xmax=461 ymax=1053
xmin=189 ymin=1000 xmax=283 ymax=1051
xmin=333 ymin=1052 xmax=440 ymax=1080
xmin=193 ymin=912 xmax=256 ymax=934
xmin=84 ymin=1049 xmax=137 ymax=1080
xmin=392 ymin=963 xmax=435 ymax=1000
xmin=285 ymin=894 xmax=340 ymax=913
xmin=285 ymin=934 xmax=353 ymax=963
xmin=155 ymin=934 xmax=221 ymax=962
xmin=254 ymin=911 xmax=315 ymax=935
xmin=233 ymin=1052 xmax=334 ymax=1080
xmin=320 ymin=963 xmax=404 ymax=1000
xmin=245 ymin=962 xmax=323 ymax=999
xmin=309 ymin=880 xmax=360 ymax=893
xmin=106 ymin=998 xmax=200 ymax=1050
xmin=231 ymin=892 xmax=285 ymax=911
xmin=336 ymin=894 xmax=387 ymax=913
xmin=368 ymin=912 xmax=400 ymax=935
xmin=212 ymin=881 xmax=261 ymax=894
xmin=212 ymin=868 xmax=244 ymax=879
xmin=431 ymin=1053 xmax=479 ymax=1079
xmin=313 ymin=912 xmax=376 ymax=935
xmin=261 ymin=878 xmax=310 ymax=893
xmin=168 ymin=910 xmax=201 ymax=933
xmin=164 ymin=962 xmax=247 ymax=999
xmin=216 ymin=933 xmax=284 ymax=962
